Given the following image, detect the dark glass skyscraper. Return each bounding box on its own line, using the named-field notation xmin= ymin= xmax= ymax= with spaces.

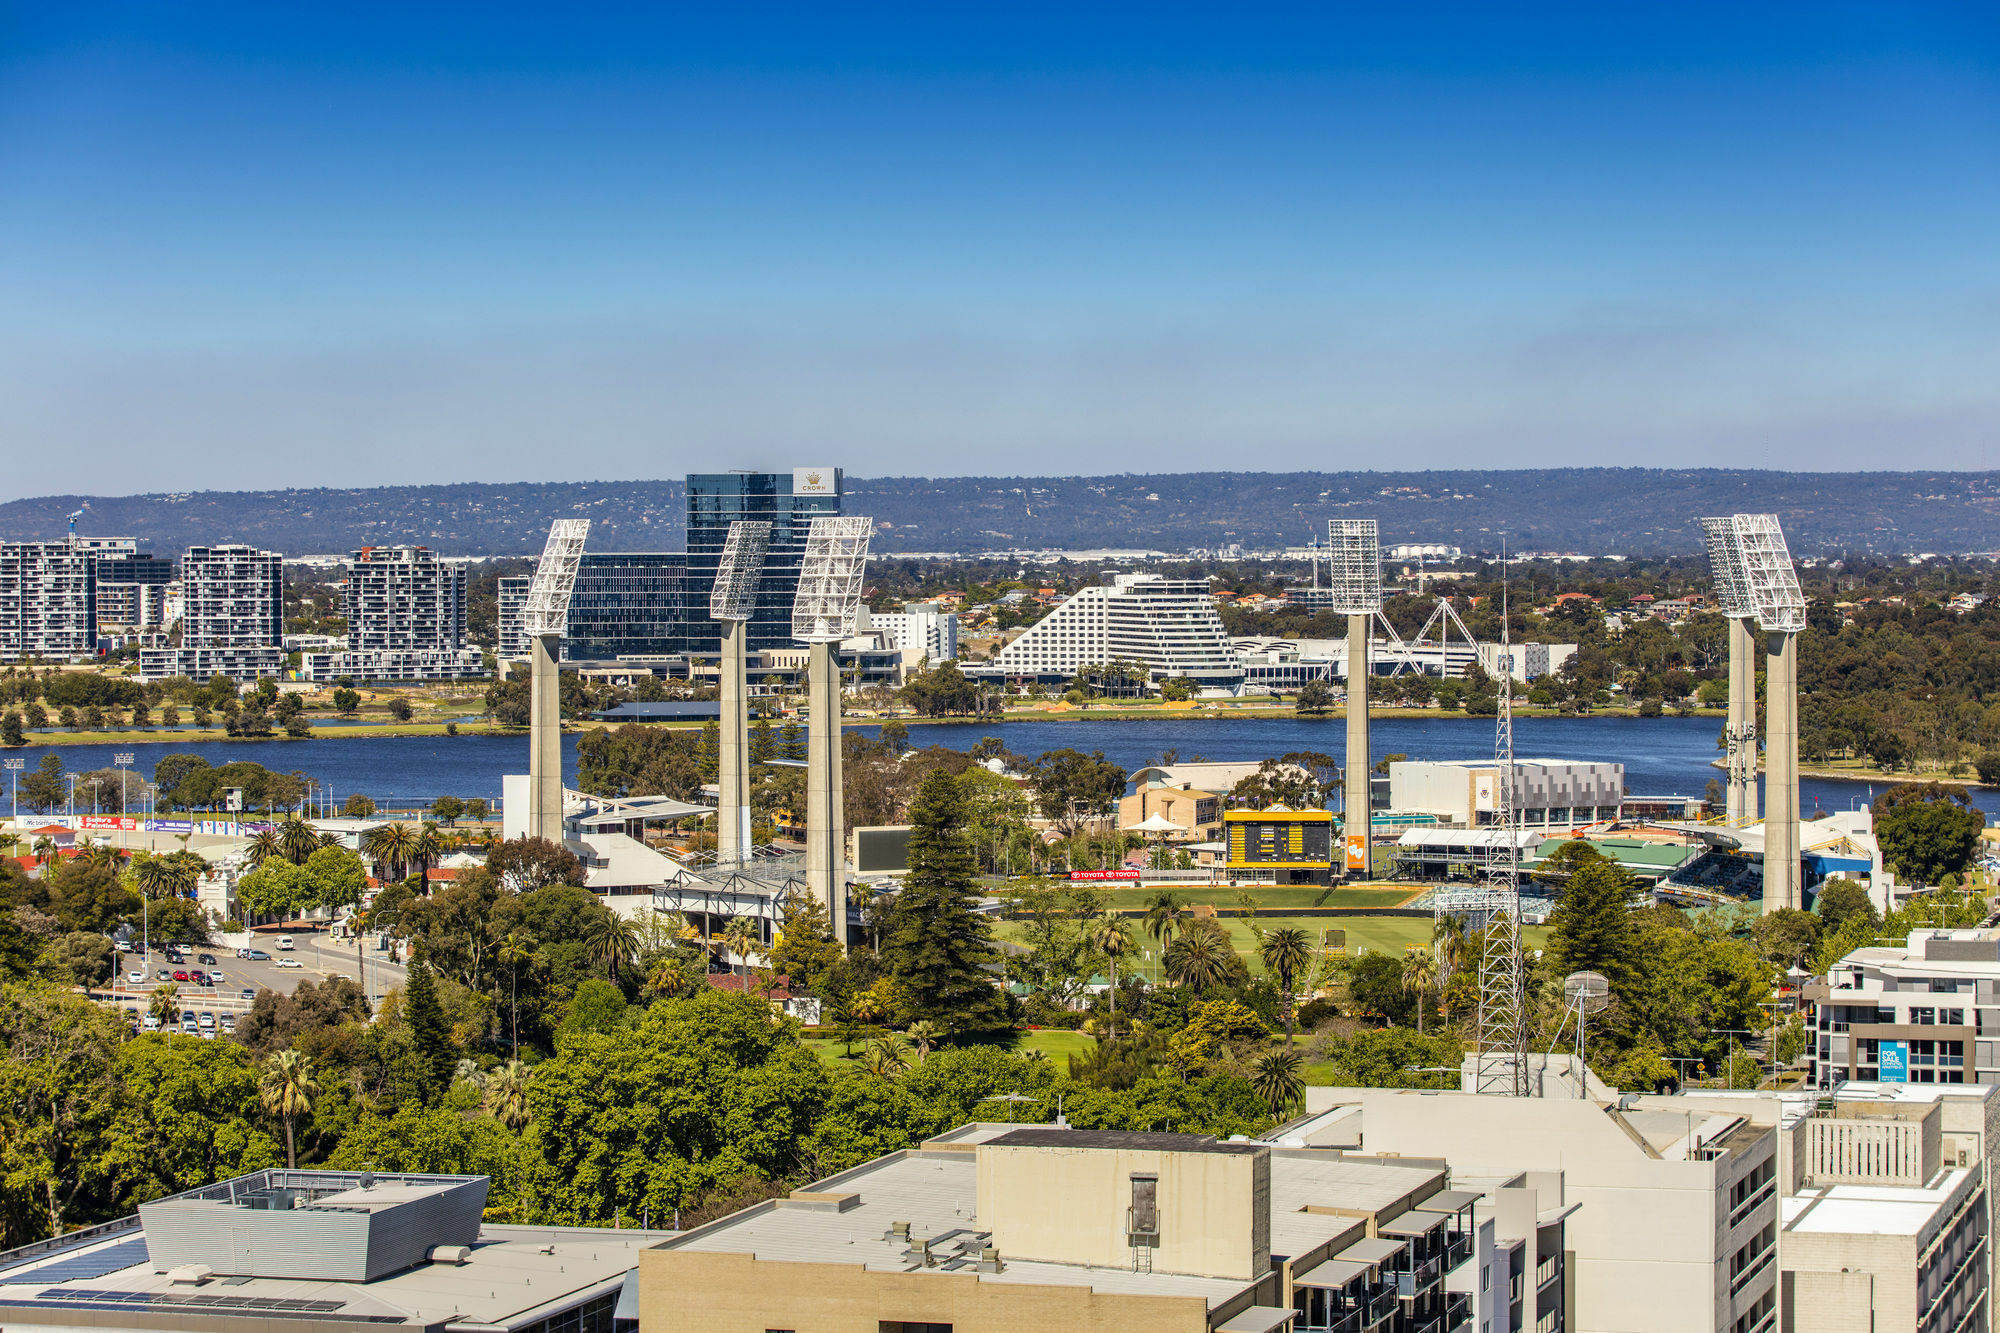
xmin=564 ymin=553 xmax=690 ymax=661
xmin=684 ymin=469 xmax=844 ymax=657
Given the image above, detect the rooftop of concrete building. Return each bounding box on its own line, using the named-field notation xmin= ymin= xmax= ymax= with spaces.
xmin=1782 ymin=1168 xmax=1978 ymax=1238
xmin=0 ymin=1170 xmax=665 ymax=1331
xmin=661 ymin=1124 xmax=1450 ymax=1310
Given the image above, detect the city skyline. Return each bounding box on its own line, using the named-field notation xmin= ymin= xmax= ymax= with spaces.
xmin=2 ymin=4 xmax=1996 ymax=500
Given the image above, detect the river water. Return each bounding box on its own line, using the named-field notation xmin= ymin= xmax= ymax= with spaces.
xmin=12 ymin=715 xmax=1988 ymax=820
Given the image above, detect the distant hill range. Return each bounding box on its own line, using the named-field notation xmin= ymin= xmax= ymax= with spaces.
xmin=2 ymin=469 xmax=1996 ymax=558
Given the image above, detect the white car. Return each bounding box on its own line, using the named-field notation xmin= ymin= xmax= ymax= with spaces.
xmin=127 ymin=970 xmax=145 ymax=985
xmin=274 ymin=957 xmax=303 ymax=969
xmin=142 ymin=1014 xmax=160 ymax=1031
xmin=207 ymin=970 xmax=226 ymax=984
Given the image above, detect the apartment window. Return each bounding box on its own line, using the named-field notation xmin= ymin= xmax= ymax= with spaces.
xmin=1911 ymin=1007 xmax=1937 ymax=1025
xmin=1942 ymin=1009 xmax=1966 ymax=1026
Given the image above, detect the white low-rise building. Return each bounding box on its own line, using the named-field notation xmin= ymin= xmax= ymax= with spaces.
xmin=1388 ymin=758 xmax=1624 ymax=831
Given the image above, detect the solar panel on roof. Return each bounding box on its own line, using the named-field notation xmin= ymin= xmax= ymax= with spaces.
xmin=0 ymin=1238 xmax=149 ymax=1283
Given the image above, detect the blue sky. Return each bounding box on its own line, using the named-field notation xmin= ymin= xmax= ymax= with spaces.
xmin=2 ymin=3 xmax=1996 ymax=499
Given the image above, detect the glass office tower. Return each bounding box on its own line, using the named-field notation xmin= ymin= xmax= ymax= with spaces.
xmin=684 ymin=469 xmax=844 ymax=657
xmin=563 ymin=553 xmax=691 ymax=661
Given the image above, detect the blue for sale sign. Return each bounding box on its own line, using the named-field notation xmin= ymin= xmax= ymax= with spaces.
xmin=1880 ymin=1039 xmax=1909 ymax=1083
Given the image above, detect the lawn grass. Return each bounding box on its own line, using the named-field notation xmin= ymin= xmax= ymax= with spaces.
xmin=1089 ymin=885 xmax=1424 ymax=912
xmin=802 ymin=1027 xmax=1096 ymax=1070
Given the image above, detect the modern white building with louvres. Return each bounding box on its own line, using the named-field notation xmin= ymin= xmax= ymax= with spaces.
xmin=984 ymin=573 xmax=1244 ymax=688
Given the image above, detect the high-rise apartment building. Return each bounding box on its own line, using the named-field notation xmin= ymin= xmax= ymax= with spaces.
xmin=497 ymin=575 xmax=530 ymax=658
xmin=300 ymin=545 xmax=482 ymax=681
xmin=982 ymin=572 xmax=1244 ymax=688
xmin=0 ymin=541 xmax=95 ymax=660
xmin=141 ymin=544 xmax=285 ymax=681
xmin=684 ymin=468 xmax=843 ymax=658
xmin=866 ymin=600 xmax=959 ymax=664
xmin=92 ymin=551 xmax=175 ymax=634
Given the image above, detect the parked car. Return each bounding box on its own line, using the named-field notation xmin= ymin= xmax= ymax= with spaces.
xmin=141 ymin=1014 xmax=161 ymax=1031
xmin=208 ymin=969 xmax=226 ymax=984
xmin=172 ymin=970 xmax=189 ymax=982
xmin=126 ymin=969 xmax=145 ymax=985
xmin=189 ymin=970 xmax=208 ymax=985
xmin=240 ymin=988 xmax=257 ymax=1001
xmin=197 ymin=1011 xmax=215 ymax=1030
xmin=274 ymin=957 xmax=303 ymax=969
xmin=246 ymin=949 xmax=272 ymax=961
xmin=220 ymin=1014 xmax=237 ymax=1033
xmin=179 ymin=1013 xmax=199 ymax=1032
xmin=156 ymin=968 xmax=173 ymax=981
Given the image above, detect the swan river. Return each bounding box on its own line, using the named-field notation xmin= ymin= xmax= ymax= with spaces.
xmin=14 ymin=714 xmax=1991 ymax=821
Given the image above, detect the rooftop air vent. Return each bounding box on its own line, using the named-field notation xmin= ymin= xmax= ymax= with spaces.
xmin=168 ymin=1265 xmax=214 ymax=1285
xmin=429 ymin=1246 xmax=471 ymax=1266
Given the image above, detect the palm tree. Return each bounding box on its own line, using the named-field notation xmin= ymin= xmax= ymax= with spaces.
xmin=1251 ymin=1050 xmax=1306 ymax=1120
xmin=411 ymin=822 xmax=445 ymax=878
xmin=1401 ymin=950 xmax=1438 ymax=1035
xmin=864 ymin=1034 xmax=912 ymax=1079
xmin=1164 ymin=921 xmax=1233 ymax=995
xmin=906 ymin=1020 xmax=941 ymax=1062
xmin=31 ymin=835 xmax=56 ymax=867
xmin=149 ymin=982 xmax=181 ymax=1026
xmin=361 ymin=822 xmax=418 ymax=884
xmin=1259 ymin=927 xmax=1314 ymax=1047
xmin=584 ymin=911 xmax=641 ymax=985
xmin=498 ymin=932 xmax=534 ymax=1057
xmin=1432 ymin=914 xmax=1467 ymax=980
xmin=259 ymin=1050 xmax=319 ymax=1169
xmin=246 ymin=828 xmax=281 ymax=868
xmin=133 ymin=855 xmax=179 ymax=901
xmin=277 ymin=818 xmax=320 ymax=865
xmin=721 ymin=916 xmax=761 ymax=982
xmin=1143 ymin=889 xmax=1189 ymax=958
xmin=1089 ymin=917 xmax=1133 ymax=1039
xmin=486 ymin=1059 xmax=533 ymax=1134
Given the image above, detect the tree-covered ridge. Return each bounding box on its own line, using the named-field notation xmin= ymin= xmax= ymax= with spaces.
xmin=4 ymin=468 xmax=1999 ymax=555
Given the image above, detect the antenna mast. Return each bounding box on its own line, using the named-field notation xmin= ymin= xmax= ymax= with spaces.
xmin=1474 ymin=541 xmax=1531 ymax=1096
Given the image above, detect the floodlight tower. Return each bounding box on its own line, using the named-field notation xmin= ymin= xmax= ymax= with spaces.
xmin=522 ymin=519 xmax=589 ymax=843
xmin=1328 ymin=520 xmax=1383 ymax=879
xmin=792 ymin=516 xmax=873 ymax=942
xmin=711 ymin=520 xmax=772 ymax=865
xmin=1473 ymin=546 xmax=1531 ymax=1097
xmin=1734 ymin=514 xmax=1806 ymax=912
xmin=1700 ymin=518 xmax=1759 ymax=826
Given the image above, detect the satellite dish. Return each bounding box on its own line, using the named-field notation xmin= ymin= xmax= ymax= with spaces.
xmin=1563 ymin=971 xmax=1612 ymax=1013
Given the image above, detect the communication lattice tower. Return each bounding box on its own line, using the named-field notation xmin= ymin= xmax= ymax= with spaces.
xmin=1473 ymin=547 xmax=1531 ymax=1096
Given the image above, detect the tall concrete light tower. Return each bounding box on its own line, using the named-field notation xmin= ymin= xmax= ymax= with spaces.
xmin=522 ymin=519 xmax=589 ymax=843
xmin=1734 ymin=514 xmax=1806 ymax=912
xmin=1700 ymin=517 xmax=1759 ymax=826
xmin=792 ymin=515 xmax=873 ymax=942
xmin=711 ymin=520 xmax=772 ymax=865
xmin=1328 ymin=520 xmax=1383 ymax=879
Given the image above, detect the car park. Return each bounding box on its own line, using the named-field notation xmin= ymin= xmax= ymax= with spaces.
xmin=274 ymin=957 xmax=303 ymax=969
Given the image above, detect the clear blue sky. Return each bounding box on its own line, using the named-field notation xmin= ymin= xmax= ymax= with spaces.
xmin=2 ymin=3 xmax=1996 ymax=499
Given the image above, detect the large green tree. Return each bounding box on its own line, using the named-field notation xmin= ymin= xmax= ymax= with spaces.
xmin=1544 ymin=849 xmax=1640 ymax=991
xmin=401 ymin=960 xmax=457 ymax=1103
xmin=1873 ymin=783 xmax=1987 ymax=886
xmin=884 ymin=770 xmax=1010 ymax=1038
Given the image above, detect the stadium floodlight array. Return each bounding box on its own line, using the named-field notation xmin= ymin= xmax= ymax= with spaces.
xmin=1326 ymin=519 xmax=1383 ymax=615
xmin=709 ymin=520 xmax=773 ymax=623
xmin=791 ymin=516 xmax=874 ymax=643
xmin=1698 ymin=516 xmax=1753 ymax=620
xmin=1732 ymin=514 xmax=1806 ymax=634
xmin=522 ymin=519 xmax=590 ymax=636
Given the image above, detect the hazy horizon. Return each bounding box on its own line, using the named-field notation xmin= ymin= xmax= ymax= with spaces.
xmin=4 ymin=4 xmax=1996 ymax=502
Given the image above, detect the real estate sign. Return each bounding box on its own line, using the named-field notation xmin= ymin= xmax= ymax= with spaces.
xmin=1879 ymin=1038 xmax=1909 ymax=1083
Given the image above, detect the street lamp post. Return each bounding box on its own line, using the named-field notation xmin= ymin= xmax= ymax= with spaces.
xmin=4 ymin=757 xmax=22 ymax=821
xmin=114 ymin=753 xmax=134 ymax=851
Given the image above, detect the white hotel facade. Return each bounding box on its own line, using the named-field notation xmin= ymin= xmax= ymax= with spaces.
xmin=978 ymin=573 xmax=1245 ymax=689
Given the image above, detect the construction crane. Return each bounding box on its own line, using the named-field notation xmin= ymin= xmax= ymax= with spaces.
xmin=65 ymin=505 xmax=88 ymax=544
